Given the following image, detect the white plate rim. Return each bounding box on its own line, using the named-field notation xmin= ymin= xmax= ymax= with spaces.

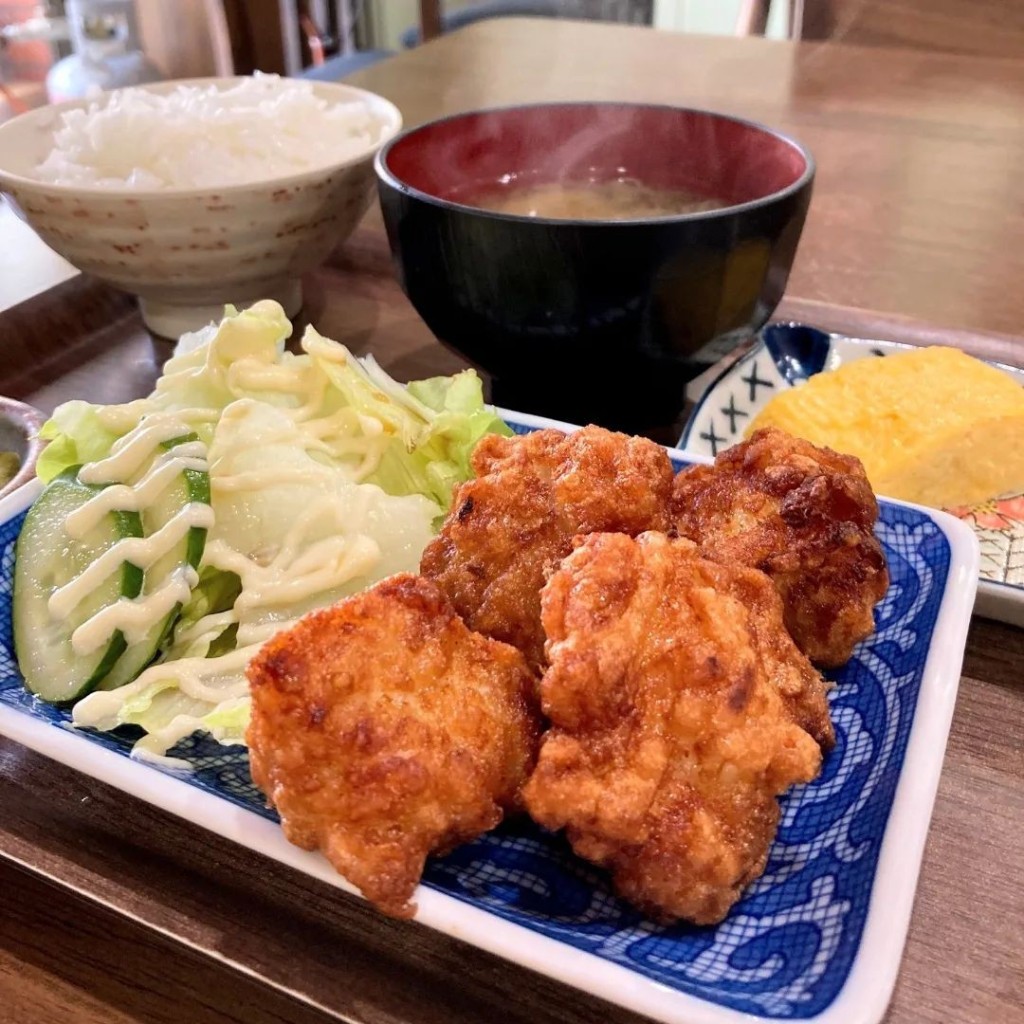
xmin=0 ymin=415 xmax=981 ymax=1024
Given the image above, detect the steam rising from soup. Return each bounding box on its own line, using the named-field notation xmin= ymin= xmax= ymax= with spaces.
xmin=465 ymin=179 xmax=730 ymax=220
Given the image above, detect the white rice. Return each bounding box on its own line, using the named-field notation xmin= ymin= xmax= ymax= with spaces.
xmin=35 ymin=74 xmax=383 ymax=190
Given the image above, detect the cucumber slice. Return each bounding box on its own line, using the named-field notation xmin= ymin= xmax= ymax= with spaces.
xmin=13 ymin=468 xmax=144 ymax=705
xmin=97 ymin=440 xmax=211 ymax=690
xmin=98 ymin=443 xmax=211 ymax=689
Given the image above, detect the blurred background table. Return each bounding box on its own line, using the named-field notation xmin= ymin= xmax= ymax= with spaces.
xmin=0 ymin=17 xmax=1022 ymax=1024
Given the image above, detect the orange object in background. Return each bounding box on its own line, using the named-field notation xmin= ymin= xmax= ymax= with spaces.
xmin=0 ymin=1 xmax=56 ymax=81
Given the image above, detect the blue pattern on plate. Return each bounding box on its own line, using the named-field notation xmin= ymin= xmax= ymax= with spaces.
xmin=678 ymin=324 xmax=898 ymax=457
xmin=0 ymin=449 xmax=951 ymax=1019
xmin=679 ymin=325 xmax=1024 ymax=603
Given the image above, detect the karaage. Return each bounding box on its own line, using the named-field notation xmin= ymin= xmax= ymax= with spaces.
xmin=672 ymin=427 xmax=889 ymax=667
xmin=523 ymin=531 xmax=831 ymax=925
xmin=246 ymin=573 xmax=541 ymax=919
xmin=420 ymin=425 xmax=675 ymax=669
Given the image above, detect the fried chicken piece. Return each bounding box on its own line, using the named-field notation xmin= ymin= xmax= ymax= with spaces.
xmin=672 ymin=427 xmax=889 ymax=667
xmin=420 ymin=426 xmax=675 ymax=669
xmin=523 ymin=531 xmax=831 ymax=925
xmin=246 ymin=573 xmax=541 ymax=919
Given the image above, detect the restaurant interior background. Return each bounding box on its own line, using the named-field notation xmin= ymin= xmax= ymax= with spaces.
xmin=0 ymin=0 xmax=795 ymax=122
xmin=0 ymin=4 xmax=1022 ymax=1024
xmin=0 ymin=0 xmax=794 ymax=310
xmin=3 ymin=0 xmax=1014 ymax=315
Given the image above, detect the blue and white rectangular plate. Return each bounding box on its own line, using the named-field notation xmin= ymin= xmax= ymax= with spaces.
xmin=680 ymin=323 xmax=1024 ymax=628
xmin=0 ymin=408 xmax=979 ymax=1024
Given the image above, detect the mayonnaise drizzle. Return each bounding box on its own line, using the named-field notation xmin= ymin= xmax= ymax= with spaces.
xmin=94 ymin=404 xmax=217 ymax=433
xmin=67 ymin=447 xmax=207 ymax=538
xmin=226 ymin=360 xmax=322 ymax=410
xmin=173 ymin=609 xmax=236 ymax=648
xmin=50 ymin=502 xmax=214 ymax=620
xmin=77 ymin=644 xmax=253 ymax=709
xmin=132 ymin=701 xmax=250 ymax=769
xmin=90 ymin=489 xmax=384 ymax=718
xmin=80 ymin=418 xmax=197 ymax=485
xmin=52 ymin=412 xmax=214 ymax=655
xmin=66 ymin=323 xmax=456 ymax=761
xmin=71 ymin=566 xmax=199 ymax=655
xmin=205 ymin=531 xmax=378 ymax=612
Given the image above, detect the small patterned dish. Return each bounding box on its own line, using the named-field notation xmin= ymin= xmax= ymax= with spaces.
xmin=0 ymin=396 xmax=44 ymax=501
xmin=0 ymin=408 xmax=979 ymax=1024
xmin=680 ymin=324 xmax=1024 ymax=628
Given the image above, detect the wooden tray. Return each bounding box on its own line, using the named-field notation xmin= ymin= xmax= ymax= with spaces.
xmin=4 ymin=230 xmax=1019 ymax=415
xmin=0 ymin=231 xmax=1021 ymax=1024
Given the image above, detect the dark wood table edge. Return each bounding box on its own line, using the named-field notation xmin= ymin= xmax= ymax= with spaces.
xmin=3 ymin=271 xmax=1020 ymax=410
xmin=0 ymin=843 xmax=346 ymax=1020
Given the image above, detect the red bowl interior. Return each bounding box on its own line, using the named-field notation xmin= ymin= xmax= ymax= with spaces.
xmin=382 ymin=104 xmax=809 ymax=212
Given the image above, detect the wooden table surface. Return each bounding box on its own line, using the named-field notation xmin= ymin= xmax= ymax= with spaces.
xmin=0 ymin=18 xmax=1022 ymax=1024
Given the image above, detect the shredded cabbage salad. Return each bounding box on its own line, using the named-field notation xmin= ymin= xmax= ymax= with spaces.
xmin=34 ymin=300 xmax=509 ymax=762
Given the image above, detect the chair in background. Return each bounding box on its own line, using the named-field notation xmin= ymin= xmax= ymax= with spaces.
xmin=735 ymin=0 xmax=797 ymax=39
xmin=737 ymin=0 xmax=1024 ymax=59
xmin=298 ymin=47 xmax=393 ymax=81
xmin=406 ymin=0 xmax=653 ymax=48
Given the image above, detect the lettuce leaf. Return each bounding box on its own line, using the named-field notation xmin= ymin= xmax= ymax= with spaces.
xmin=36 ymin=301 xmax=295 ymax=482
xmin=173 ymin=567 xmax=242 ymax=643
xmin=37 ymin=304 xmax=505 ymax=507
xmin=36 ymin=401 xmax=125 ymax=482
xmin=72 ymin=674 xmax=250 ymax=758
xmin=307 ymin=335 xmax=510 ymax=508
xmin=72 ymin=397 xmax=442 ymax=758
xmin=51 ymin=301 xmax=511 ymax=761
xmin=402 ymin=369 xmax=512 ymax=499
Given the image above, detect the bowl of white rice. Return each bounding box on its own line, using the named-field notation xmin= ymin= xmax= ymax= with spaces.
xmin=0 ymin=74 xmax=402 ymax=337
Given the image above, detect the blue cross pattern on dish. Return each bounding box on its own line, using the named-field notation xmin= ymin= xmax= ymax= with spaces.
xmin=0 ymin=457 xmax=951 ymax=1020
